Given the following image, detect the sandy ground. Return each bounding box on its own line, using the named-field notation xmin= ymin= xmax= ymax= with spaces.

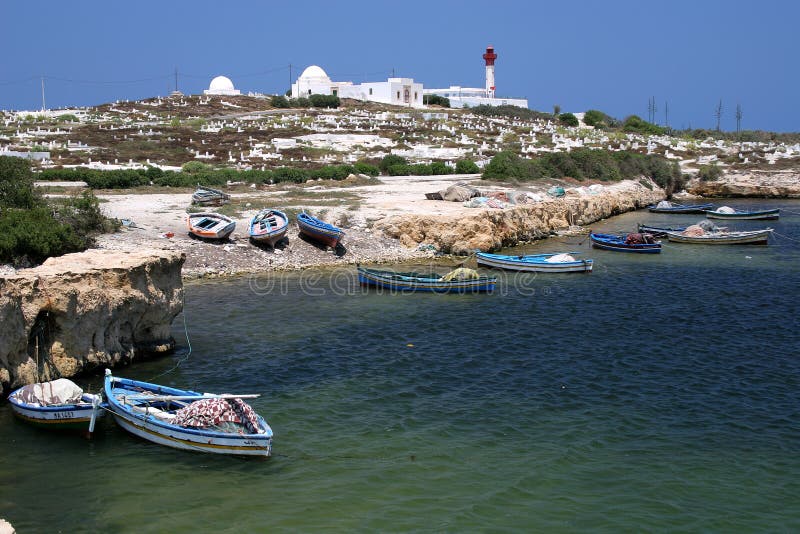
xmin=92 ymin=174 xmax=518 ymax=277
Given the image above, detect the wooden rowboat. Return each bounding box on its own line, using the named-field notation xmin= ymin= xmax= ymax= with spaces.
xmin=647 ymin=202 xmax=714 ymax=214
xmin=191 ymin=186 xmax=230 ymax=206
xmin=297 ymin=212 xmax=344 ymax=249
xmin=103 ymin=370 xmax=273 ymax=457
xmin=249 ymin=209 xmax=288 ymax=247
xmin=187 ymin=212 xmax=236 ymax=240
xmin=590 ymin=232 xmax=662 ymax=253
xmin=704 ymin=208 xmax=780 ymax=220
xmin=663 ymin=228 xmax=773 ymax=245
xmin=357 ymin=266 xmax=496 ymax=293
xmin=8 ymin=378 xmax=104 ymax=432
xmin=637 ymin=223 xmax=688 ymax=237
xmin=476 ymin=252 xmax=593 ymax=273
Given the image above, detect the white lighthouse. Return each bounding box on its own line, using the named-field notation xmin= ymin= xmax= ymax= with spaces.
xmin=483 ymin=45 xmax=497 ymax=98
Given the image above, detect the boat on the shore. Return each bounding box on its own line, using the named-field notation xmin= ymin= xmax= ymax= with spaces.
xmin=297 ymin=212 xmax=344 ymax=249
xmin=8 ymin=378 xmax=104 ymax=432
xmin=357 ymin=266 xmax=497 ymax=293
xmin=704 ymin=207 xmax=780 ymax=220
xmin=476 ymin=252 xmax=593 ymax=273
xmin=191 ymin=186 xmax=230 ymax=206
xmin=663 ymin=228 xmax=773 ymax=245
xmin=103 ymin=370 xmax=273 ymax=457
xmin=590 ymin=232 xmax=662 ymax=253
xmin=187 ymin=212 xmax=236 ymax=240
xmin=248 ymin=209 xmax=288 ymax=247
xmin=647 ymin=201 xmax=714 ymax=214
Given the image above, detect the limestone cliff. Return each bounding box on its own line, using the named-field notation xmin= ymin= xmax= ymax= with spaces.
xmin=0 ymin=249 xmax=184 ymax=392
xmin=374 ymin=179 xmax=665 ymax=254
xmin=688 ymin=170 xmax=800 ymax=198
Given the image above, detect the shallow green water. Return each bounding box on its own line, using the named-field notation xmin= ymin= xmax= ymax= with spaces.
xmin=2 ymin=199 xmax=799 ymax=532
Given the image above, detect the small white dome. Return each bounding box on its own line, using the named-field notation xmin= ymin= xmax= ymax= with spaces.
xmin=209 ymin=75 xmax=235 ymax=92
xmin=299 ymin=65 xmax=330 ymax=83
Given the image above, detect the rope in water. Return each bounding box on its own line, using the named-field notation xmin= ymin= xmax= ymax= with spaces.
xmin=147 ymin=289 xmax=192 ymax=382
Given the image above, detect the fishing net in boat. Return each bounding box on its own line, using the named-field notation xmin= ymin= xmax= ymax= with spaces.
xmin=697 ymin=220 xmax=720 ymax=232
xmin=15 ymin=379 xmax=84 ymax=406
xmin=655 ymin=200 xmax=673 ymax=209
xmin=545 ymin=253 xmax=576 ymax=263
xmin=624 ymin=233 xmax=656 ymax=244
xmin=440 ymin=267 xmax=480 ymax=281
xmin=682 ymin=225 xmax=705 ymax=236
xmin=172 ymin=398 xmax=264 ymax=434
xmin=715 ymin=206 xmax=736 ymax=214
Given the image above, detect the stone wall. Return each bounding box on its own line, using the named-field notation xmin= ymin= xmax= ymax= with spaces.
xmin=0 ymin=249 xmax=184 ymax=392
xmin=375 ymin=179 xmax=665 ymax=254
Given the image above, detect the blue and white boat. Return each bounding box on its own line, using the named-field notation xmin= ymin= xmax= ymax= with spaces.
xmin=476 ymin=252 xmax=593 ymax=273
xmin=249 ymin=209 xmax=289 ymax=247
xmin=297 ymin=212 xmax=344 ymax=248
xmin=590 ymin=232 xmax=662 ymax=253
xmin=103 ymin=370 xmax=273 ymax=457
xmin=8 ymin=378 xmax=104 ymax=432
xmin=357 ymin=266 xmax=496 ymax=293
xmin=647 ymin=201 xmax=714 ymax=214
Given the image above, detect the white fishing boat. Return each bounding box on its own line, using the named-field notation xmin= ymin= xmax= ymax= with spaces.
xmin=8 ymin=378 xmax=104 ymax=432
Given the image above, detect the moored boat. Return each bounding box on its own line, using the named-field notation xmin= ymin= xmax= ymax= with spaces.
xmin=357 ymin=266 xmax=497 ymax=293
xmin=704 ymin=207 xmax=780 ymax=220
xmin=103 ymin=370 xmax=273 ymax=457
xmin=187 ymin=212 xmax=236 ymax=240
xmin=249 ymin=209 xmax=289 ymax=247
xmin=648 ymin=201 xmax=714 ymax=214
xmin=663 ymin=228 xmax=773 ymax=245
xmin=637 ymin=223 xmax=688 ymax=237
xmin=476 ymin=252 xmax=593 ymax=273
xmin=590 ymin=232 xmax=662 ymax=253
xmin=8 ymin=378 xmax=104 ymax=431
xmin=297 ymin=212 xmax=344 ymax=248
xmin=191 ymin=186 xmax=230 ymax=206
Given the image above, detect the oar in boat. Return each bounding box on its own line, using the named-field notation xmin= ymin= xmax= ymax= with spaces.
xmin=121 ymin=393 xmax=261 ymax=402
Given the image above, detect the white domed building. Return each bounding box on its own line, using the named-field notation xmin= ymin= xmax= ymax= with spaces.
xmin=204 ymin=75 xmax=241 ymax=96
xmin=291 ymin=64 xmax=423 ymax=108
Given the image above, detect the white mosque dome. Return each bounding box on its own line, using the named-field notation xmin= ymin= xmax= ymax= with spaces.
xmin=299 ymin=65 xmax=331 ymax=83
xmin=209 ymin=75 xmax=235 ymax=92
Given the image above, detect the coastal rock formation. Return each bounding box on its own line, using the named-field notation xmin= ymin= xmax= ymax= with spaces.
xmin=375 ymin=179 xmax=665 ymax=254
xmin=0 ymin=249 xmax=184 ymax=392
xmin=688 ymin=170 xmax=800 ymax=198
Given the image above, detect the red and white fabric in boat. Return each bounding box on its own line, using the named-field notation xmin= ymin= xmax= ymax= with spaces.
xmin=172 ymin=398 xmax=262 ymax=434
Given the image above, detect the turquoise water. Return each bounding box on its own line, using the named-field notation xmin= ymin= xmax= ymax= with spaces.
xmin=2 ymin=199 xmax=799 ymax=532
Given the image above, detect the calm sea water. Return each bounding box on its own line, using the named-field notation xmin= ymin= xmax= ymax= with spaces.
xmin=2 ymin=199 xmax=799 ymax=532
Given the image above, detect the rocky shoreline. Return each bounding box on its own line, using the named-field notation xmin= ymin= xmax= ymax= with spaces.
xmin=688 ymin=169 xmax=800 ymax=198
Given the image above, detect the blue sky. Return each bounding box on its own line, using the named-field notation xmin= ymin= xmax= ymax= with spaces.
xmin=2 ymin=0 xmax=798 ymax=132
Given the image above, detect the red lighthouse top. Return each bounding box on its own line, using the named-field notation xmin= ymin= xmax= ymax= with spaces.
xmin=483 ymin=46 xmax=497 ymax=66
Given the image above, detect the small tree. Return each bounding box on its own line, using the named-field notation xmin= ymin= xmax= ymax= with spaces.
xmin=380 ymin=154 xmax=407 ymax=173
xmin=553 ymin=104 xmax=561 ymax=117
xmin=455 ymin=159 xmax=480 ymax=174
xmin=0 ymin=156 xmax=41 ymax=209
xmin=558 ymin=113 xmax=579 ymax=127
xmin=271 ymin=95 xmax=289 ymax=108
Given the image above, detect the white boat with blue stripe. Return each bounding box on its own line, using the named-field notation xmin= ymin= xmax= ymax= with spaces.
xmin=476 ymin=252 xmax=593 ymax=273
xmin=103 ymin=370 xmax=273 ymax=457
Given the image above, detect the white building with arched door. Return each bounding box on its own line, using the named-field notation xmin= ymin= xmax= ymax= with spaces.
xmin=291 ymin=65 xmax=423 ymax=108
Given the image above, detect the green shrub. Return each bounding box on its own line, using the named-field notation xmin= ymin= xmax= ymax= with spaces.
xmin=0 ymin=156 xmax=42 ymax=209
xmin=429 ymin=162 xmax=453 ymax=175
xmin=309 ymin=94 xmax=340 ymax=108
xmin=271 ymin=95 xmax=290 ymax=108
xmin=482 ymin=151 xmax=535 ymax=181
xmin=584 ymin=109 xmax=617 ymax=129
xmin=455 ymin=159 xmax=480 ymax=174
xmin=387 ymin=164 xmax=413 ymax=176
xmin=622 ymin=115 xmax=666 ymax=135
xmin=0 ymin=208 xmax=87 ymax=266
xmin=698 ymin=163 xmax=723 ymax=182
xmin=272 ymin=167 xmax=309 ymax=183
xmin=380 ymin=154 xmax=408 ymax=173
xmin=354 ymin=161 xmax=380 ymax=176
xmin=423 ymin=94 xmax=450 ymax=107
xmin=559 ymin=113 xmax=579 ymax=127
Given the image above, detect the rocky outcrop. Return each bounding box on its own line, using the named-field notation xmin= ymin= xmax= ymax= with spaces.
xmin=688 ymin=170 xmax=800 ymax=198
xmin=0 ymin=249 xmax=184 ymax=392
xmin=375 ymin=179 xmax=665 ymax=254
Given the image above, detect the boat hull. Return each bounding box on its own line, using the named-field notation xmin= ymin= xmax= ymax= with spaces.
xmin=187 ymin=213 xmax=236 ymax=240
xmin=104 ymin=373 xmax=272 ymax=457
xmin=476 ymin=252 xmax=593 ymax=273
xmin=704 ymin=209 xmax=780 ymax=220
xmin=297 ymin=213 xmax=344 ymax=248
xmin=664 ymin=229 xmax=772 ymax=244
xmin=249 ymin=209 xmax=289 ymax=247
xmin=648 ymin=203 xmax=714 ymax=214
xmin=590 ymin=233 xmax=661 ymax=253
xmin=637 ymin=224 xmax=687 ymax=237
xmin=8 ymin=392 xmax=103 ymax=430
xmin=357 ymin=267 xmax=496 ymax=293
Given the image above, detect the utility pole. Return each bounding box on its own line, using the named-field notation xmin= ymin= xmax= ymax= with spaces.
xmin=174 ymin=67 xmax=178 ymax=93
xmin=664 ymin=100 xmax=669 ymax=129
xmin=715 ymin=99 xmax=723 ymax=132
xmin=288 ymin=64 xmax=292 ymax=96
xmin=735 ymin=104 xmax=742 ymax=135
xmin=40 ymin=76 xmax=46 ymax=111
